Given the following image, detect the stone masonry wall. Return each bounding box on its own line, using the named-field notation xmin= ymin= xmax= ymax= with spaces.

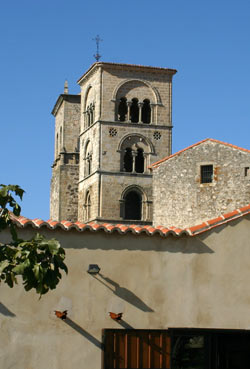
xmin=50 ymin=97 xmax=81 ymax=221
xmin=101 ymin=67 xmax=173 ymax=126
xmin=50 ymin=165 xmax=60 ymax=220
xmin=78 ymin=173 xmax=99 ymax=222
xmin=58 ymin=165 xmax=79 ymax=221
xmin=100 ymin=174 xmax=153 ymax=222
xmin=100 ymin=122 xmax=171 ymax=173
xmin=153 ymin=141 xmax=250 ymax=228
xmin=63 ymin=100 xmax=81 ymax=152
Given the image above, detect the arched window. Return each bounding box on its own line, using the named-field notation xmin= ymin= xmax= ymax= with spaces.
xmin=85 ymin=191 xmax=91 ymax=220
xmin=123 ymin=148 xmax=133 ymax=172
xmin=142 ymin=99 xmax=151 ymax=124
xmin=124 ymin=191 xmax=142 ymax=220
xmin=135 ymin=148 xmax=144 ymax=173
xmin=118 ymin=97 xmax=127 ymax=122
xmin=84 ymin=141 xmax=92 ymax=177
xmin=130 ymin=98 xmax=139 ymax=123
xmin=119 ymin=135 xmax=153 ymax=174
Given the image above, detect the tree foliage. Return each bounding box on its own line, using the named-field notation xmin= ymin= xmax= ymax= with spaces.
xmin=0 ymin=184 xmax=67 ymax=296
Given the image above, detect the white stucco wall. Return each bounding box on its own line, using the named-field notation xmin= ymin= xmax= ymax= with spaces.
xmin=1 ymin=215 xmax=250 ymax=368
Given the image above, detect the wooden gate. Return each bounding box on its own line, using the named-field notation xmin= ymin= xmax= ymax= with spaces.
xmin=103 ymin=329 xmax=171 ymax=369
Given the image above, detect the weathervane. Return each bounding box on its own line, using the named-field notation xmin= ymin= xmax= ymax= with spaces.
xmin=93 ymin=35 xmax=103 ymax=61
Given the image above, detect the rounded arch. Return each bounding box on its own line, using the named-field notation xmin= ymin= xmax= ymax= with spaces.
xmin=117 ymin=133 xmax=155 ymax=154
xmin=120 ymin=185 xmax=147 ymax=221
xmin=112 ymin=79 xmax=161 ymax=104
xmin=84 ymin=85 xmax=94 ymax=110
xmin=83 ymin=138 xmax=92 ymax=155
xmin=121 ymin=185 xmax=146 ymax=201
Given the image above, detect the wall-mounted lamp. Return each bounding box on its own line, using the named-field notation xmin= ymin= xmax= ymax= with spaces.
xmin=109 ymin=312 xmax=123 ymax=321
xmin=54 ymin=310 xmax=68 ymax=320
xmin=87 ymin=264 xmax=101 ymax=275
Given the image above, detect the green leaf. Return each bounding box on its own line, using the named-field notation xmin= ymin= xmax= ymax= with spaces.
xmin=12 ymin=259 xmax=30 ymax=274
xmin=33 ymin=264 xmax=40 ymax=280
xmin=0 ymin=260 xmax=9 ymax=274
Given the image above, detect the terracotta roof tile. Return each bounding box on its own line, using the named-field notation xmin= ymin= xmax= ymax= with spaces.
xmin=9 ymin=203 xmax=250 ymax=238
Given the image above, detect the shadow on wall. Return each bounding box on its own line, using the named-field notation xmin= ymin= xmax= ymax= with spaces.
xmin=64 ymin=318 xmax=103 ymax=349
xmin=62 ymin=231 xmax=214 ymax=254
xmin=0 ymin=302 xmax=16 ymax=317
xmin=94 ymin=274 xmax=154 ymax=312
xmin=116 ymin=319 xmax=134 ymax=329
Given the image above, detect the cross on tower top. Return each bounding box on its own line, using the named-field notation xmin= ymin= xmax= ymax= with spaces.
xmin=93 ymin=35 xmax=103 ymax=62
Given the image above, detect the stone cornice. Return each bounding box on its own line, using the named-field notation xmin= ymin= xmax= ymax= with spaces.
xmin=77 ymin=62 xmax=177 ymax=85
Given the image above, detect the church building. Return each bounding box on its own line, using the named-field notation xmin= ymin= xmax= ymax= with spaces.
xmin=2 ymin=62 xmax=250 ymax=369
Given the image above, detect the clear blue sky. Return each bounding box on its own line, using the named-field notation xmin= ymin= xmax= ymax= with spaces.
xmin=1 ymin=0 xmax=250 ymax=220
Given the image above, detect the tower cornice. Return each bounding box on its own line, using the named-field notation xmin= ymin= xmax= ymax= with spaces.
xmin=77 ymin=62 xmax=177 ymax=85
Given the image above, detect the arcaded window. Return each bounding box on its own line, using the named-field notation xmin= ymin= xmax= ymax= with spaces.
xmin=142 ymin=99 xmax=151 ymax=124
xmin=124 ymin=190 xmax=142 ymax=220
xmin=135 ymin=148 xmax=144 ymax=173
xmin=119 ymin=135 xmax=153 ymax=174
xmin=201 ymin=165 xmax=213 ymax=183
xmin=130 ymin=98 xmax=139 ymax=123
xmin=86 ymin=103 xmax=95 ymax=127
xmin=123 ymin=148 xmax=133 ymax=172
xmin=118 ymin=97 xmax=128 ymax=122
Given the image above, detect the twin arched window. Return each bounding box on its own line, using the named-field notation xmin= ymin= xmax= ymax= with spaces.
xmin=84 ymin=141 xmax=92 ymax=177
xmin=120 ymin=135 xmax=152 ymax=174
xmin=86 ymin=103 xmax=95 ymax=127
xmin=123 ymin=148 xmax=144 ymax=173
xmin=118 ymin=98 xmax=151 ymax=124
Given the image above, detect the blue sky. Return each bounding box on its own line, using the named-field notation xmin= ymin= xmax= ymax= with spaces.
xmin=1 ymin=0 xmax=250 ymax=220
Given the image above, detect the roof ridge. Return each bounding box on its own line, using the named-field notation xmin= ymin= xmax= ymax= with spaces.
xmin=150 ymin=138 xmax=250 ymax=169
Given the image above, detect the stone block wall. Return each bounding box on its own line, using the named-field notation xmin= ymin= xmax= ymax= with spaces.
xmin=50 ymin=164 xmax=79 ymax=221
xmin=78 ymin=173 xmax=100 ymax=222
xmin=100 ymin=66 xmax=173 ymax=126
xmin=79 ymin=123 xmax=100 ymax=182
xmin=153 ymin=140 xmax=250 ymax=228
xmin=100 ymin=122 xmax=171 ymax=173
xmin=99 ymin=174 xmax=153 ymax=222
xmin=63 ymin=99 xmax=81 ymax=152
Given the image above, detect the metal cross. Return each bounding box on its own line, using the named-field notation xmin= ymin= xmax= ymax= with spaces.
xmin=93 ymin=35 xmax=103 ymax=62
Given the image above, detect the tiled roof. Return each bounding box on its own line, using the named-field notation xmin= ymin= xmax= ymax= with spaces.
xmin=10 ymin=204 xmax=250 ymax=238
xmin=150 ymin=138 xmax=250 ymax=169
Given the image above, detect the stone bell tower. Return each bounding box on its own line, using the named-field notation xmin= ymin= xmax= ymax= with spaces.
xmin=50 ymin=81 xmax=81 ymax=222
xmin=50 ymin=62 xmax=176 ymax=223
xmin=77 ymin=62 xmax=177 ymax=224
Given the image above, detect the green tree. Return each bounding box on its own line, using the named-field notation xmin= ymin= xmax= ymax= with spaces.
xmin=0 ymin=184 xmax=67 ymax=296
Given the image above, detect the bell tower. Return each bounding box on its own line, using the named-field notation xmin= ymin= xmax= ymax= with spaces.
xmin=50 ymin=81 xmax=81 ymax=222
xmin=77 ymin=62 xmax=177 ymax=224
